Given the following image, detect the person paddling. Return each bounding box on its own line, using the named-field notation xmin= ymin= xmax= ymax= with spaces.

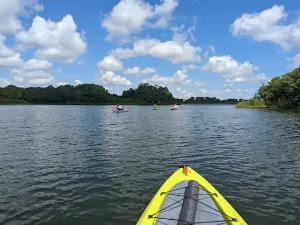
xmin=173 ymin=104 xmax=179 ymax=109
xmin=117 ymin=104 xmax=123 ymax=110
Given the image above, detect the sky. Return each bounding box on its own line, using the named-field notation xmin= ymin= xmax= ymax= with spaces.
xmin=0 ymin=0 xmax=300 ymax=99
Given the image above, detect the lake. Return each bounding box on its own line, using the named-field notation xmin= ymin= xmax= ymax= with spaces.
xmin=0 ymin=105 xmax=299 ymax=225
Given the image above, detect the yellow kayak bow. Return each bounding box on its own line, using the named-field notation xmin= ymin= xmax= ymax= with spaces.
xmin=137 ymin=166 xmax=247 ymax=225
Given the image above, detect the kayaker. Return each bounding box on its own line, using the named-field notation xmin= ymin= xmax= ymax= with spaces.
xmin=173 ymin=104 xmax=179 ymax=109
xmin=117 ymin=104 xmax=123 ymax=110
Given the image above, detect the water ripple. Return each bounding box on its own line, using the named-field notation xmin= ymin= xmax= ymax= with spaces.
xmin=0 ymin=105 xmax=300 ymax=225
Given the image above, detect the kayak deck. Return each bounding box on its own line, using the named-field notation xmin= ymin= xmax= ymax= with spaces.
xmin=155 ymin=180 xmax=227 ymax=225
xmin=137 ymin=166 xmax=247 ymax=225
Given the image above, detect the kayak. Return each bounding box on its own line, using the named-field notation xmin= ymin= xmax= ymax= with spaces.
xmin=113 ymin=109 xmax=129 ymax=113
xmin=171 ymin=108 xmax=179 ymax=110
xmin=136 ymin=166 xmax=247 ymax=225
xmin=153 ymin=108 xmax=158 ymax=110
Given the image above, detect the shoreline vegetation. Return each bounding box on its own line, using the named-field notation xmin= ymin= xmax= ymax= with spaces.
xmin=0 ymin=83 xmax=244 ymax=106
xmin=236 ymin=68 xmax=300 ymax=109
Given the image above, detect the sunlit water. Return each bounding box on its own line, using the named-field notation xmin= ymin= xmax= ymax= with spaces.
xmin=0 ymin=105 xmax=300 ymax=225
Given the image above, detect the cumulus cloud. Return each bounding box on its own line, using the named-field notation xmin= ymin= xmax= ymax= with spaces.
xmin=0 ymin=34 xmax=24 ymax=68
xmin=16 ymin=14 xmax=87 ymax=63
xmin=230 ymin=5 xmax=300 ymax=50
xmin=182 ymin=64 xmax=201 ymax=70
xmin=0 ymin=78 xmax=11 ymax=87
xmin=201 ymin=88 xmax=208 ymax=94
xmin=75 ymin=80 xmax=82 ymax=85
xmin=224 ymin=89 xmax=231 ymax=92
xmin=23 ymin=58 xmax=52 ymax=70
xmin=54 ymin=81 xmax=69 ymax=87
xmin=290 ymin=53 xmax=300 ymax=69
xmin=0 ymin=0 xmax=43 ymax=34
xmin=174 ymin=87 xmax=194 ymax=99
xmin=111 ymin=38 xmax=201 ymax=64
xmin=223 ymin=83 xmax=233 ymax=87
xmin=124 ymin=66 xmax=156 ymax=75
xmin=171 ymin=17 xmax=197 ymax=43
xmin=153 ymin=0 xmax=178 ymax=28
xmin=10 ymin=69 xmax=55 ymax=86
xmin=202 ymin=55 xmax=265 ymax=83
xmin=97 ymin=55 xmax=123 ymax=71
xmin=97 ymin=70 xmax=132 ymax=86
xmin=252 ymin=73 xmax=268 ymax=81
xmin=146 ymin=69 xmax=191 ymax=84
xmin=101 ymin=0 xmax=178 ymax=43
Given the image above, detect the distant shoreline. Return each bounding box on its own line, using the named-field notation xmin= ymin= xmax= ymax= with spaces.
xmin=0 ymin=102 xmax=238 ymax=106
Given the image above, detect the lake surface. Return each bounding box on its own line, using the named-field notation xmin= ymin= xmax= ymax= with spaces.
xmin=0 ymin=105 xmax=300 ymax=225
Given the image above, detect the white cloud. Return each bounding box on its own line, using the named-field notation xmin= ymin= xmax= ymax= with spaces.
xmin=0 ymin=0 xmax=43 ymax=34
xmin=224 ymin=89 xmax=231 ymax=92
xmin=16 ymin=14 xmax=87 ymax=63
xmin=75 ymin=80 xmax=82 ymax=85
xmin=230 ymin=5 xmax=300 ymax=50
xmin=54 ymin=81 xmax=69 ymax=87
xmin=101 ymin=0 xmax=178 ymax=43
xmin=140 ymin=67 xmax=156 ymax=74
xmin=236 ymin=88 xmax=254 ymax=93
xmin=56 ymin=68 xmax=62 ymax=73
xmin=146 ymin=69 xmax=191 ymax=84
xmin=97 ymin=70 xmax=132 ymax=86
xmin=110 ymin=48 xmax=137 ymax=58
xmin=0 ymin=34 xmax=24 ymax=68
xmin=0 ymin=34 xmax=16 ymax=57
xmin=174 ymin=87 xmax=194 ymax=99
xmin=124 ymin=67 xmax=140 ymax=75
xmin=290 ymin=53 xmax=300 ymax=69
xmin=0 ymin=53 xmax=23 ymax=68
xmin=11 ymin=69 xmax=55 ymax=86
xmin=23 ymin=58 xmax=52 ymax=70
xmin=0 ymin=35 xmax=53 ymax=70
xmin=194 ymin=81 xmax=207 ymax=86
xmin=252 ymin=73 xmax=268 ymax=81
xmin=153 ymin=0 xmax=178 ymax=28
xmin=223 ymin=82 xmax=233 ymax=87
xmin=182 ymin=64 xmax=201 ymax=70
xmin=97 ymin=55 xmax=123 ymax=71
xmin=201 ymin=88 xmax=208 ymax=94
xmin=101 ymin=0 xmax=153 ymax=43
xmin=124 ymin=66 xmax=156 ymax=75
xmin=202 ymin=55 xmax=261 ymax=83
xmin=0 ymin=78 xmax=11 ymax=87
xmin=111 ymin=38 xmax=201 ymax=64
xmin=172 ymin=17 xmax=197 ymax=43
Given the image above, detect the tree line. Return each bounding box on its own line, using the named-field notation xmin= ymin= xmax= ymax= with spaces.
xmin=185 ymin=97 xmax=244 ymax=104
xmin=237 ymin=68 xmax=300 ymax=109
xmin=0 ymin=82 xmax=241 ymax=105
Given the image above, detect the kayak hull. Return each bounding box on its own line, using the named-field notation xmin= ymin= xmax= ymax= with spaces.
xmin=171 ymin=108 xmax=179 ymax=110
xmin=113 ymin=109 xmax=129 ymax=113
xmin=136 ymin=166 xmax=247 ymax=225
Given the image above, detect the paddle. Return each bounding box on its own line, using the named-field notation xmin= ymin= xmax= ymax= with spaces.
xmin=112 ymin=106 xmax=130 ymax=111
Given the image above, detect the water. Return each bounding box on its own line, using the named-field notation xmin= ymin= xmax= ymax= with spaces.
xmin=0 ymin=105 xmax=300 ymax=225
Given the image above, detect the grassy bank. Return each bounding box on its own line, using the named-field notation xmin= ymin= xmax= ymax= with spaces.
xmin=236 ymin=97 xmax=268 ymax=108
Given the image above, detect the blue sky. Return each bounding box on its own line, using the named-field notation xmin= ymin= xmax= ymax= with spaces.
xmin=1 ymin=0 xmax=300 ymax=99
